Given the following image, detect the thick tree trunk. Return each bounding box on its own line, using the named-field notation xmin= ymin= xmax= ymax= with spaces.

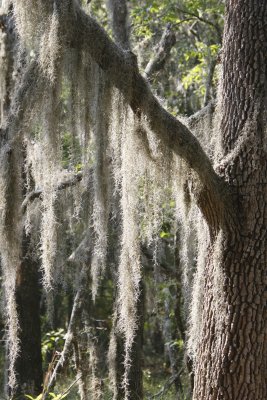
xmin=193 ymin=1 xmax=267 ymax=399
xmin=13 ymin=233 xmax=43 ymax=399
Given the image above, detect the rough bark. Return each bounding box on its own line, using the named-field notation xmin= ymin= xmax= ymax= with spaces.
xmin=193 ymin=1 xmax=267 ymax=399
xmin=12 ymin=233 xmax=43 ymax=399
xmin=0 ymin=6 xmax=17 ymax=124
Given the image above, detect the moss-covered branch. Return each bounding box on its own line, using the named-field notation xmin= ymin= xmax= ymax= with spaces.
xmin=7 ymin=1 xmax=234 ymax=232
xmin=70 ymin=5 xmax=233 ymax=231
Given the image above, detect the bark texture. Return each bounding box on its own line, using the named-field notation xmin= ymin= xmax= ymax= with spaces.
xmin=13 ymin=233 xmax=43 ymax=399
xmin=193 ymin=1 xmax=267 ymax=399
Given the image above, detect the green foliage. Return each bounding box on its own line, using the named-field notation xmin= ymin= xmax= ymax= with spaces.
xmin=61 ymin=132 xmax=82 ymax=170
xmin=88 ymin=0 xmax=110 ymax=34
xmin=42 ymin=328 xmax=66 ymax=359
xmin=25 ymin=394 xmax=43 ymax=400
xmin=130 ymin=0 xmax=224 ymax=114
xmin=143 ymin=368 xmax=181 ymax=399
xmin=25 ymin=392 xmax=69 ymax=400
xmin=181 ymin=42 xmax=220 ymax=97
xmin=131 ymin=0 xmax=224 ymax=38
xmin=167 ymin=338 xmax=184 ymax=350
xmin=81 ymin=0 xmax=224 ymax=115
xmin=48 ymin=392 xmax=69 ymax=400
xmin=160 ymin=198 xmax=176 ymax=239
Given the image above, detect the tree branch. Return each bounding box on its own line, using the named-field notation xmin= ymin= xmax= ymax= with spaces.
xmin=21 ymin=171 xmax=83 ymax=214
xmin=1 ymin=60 xmax=43 ymax=145
xmin=148 ymin=369 xmax=183 ymax=399
xmin=145 ymin=23 xmax=176 ymax=80
xmin=187 ymin=101 xmax=216 ymax=130
xmin=43 ymin=265 xmax=90 ymax=398
xmin=8 ymin=2 xmax=234 ymax=231
xmin=71 ymin=5 xmax=233 ymax=231
xmin=173 ymin=6 xmax=222 ymax=43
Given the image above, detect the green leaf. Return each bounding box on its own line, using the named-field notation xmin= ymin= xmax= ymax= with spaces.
xmin=160 ymin=231 xmax=172 ymax=238
xmin=25 ymin=394 xmax=43 ymax=400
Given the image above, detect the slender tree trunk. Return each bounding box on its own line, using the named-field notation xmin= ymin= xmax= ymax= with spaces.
xmin=109 ymin=281 xmax=144 ymax=400
xmin=106 ymin=4 xmax=144 ymax=396
xmin=127 ymin=280 xmax=144 ymax=400
xmin=111 ymin=326 xmax=125 ymax=400
xmin=13 ymin=233 xmax=43 ymax=399
xmin=203 ymin=58 xmax=216 ymax=107
xmin=163 ymin=289 xmax=181 ymax=396
xmin=107 ymin=0 xmax=130 ymax=50
xmin=0 ymin=5 xmax=16 ymax=126
xmin=193 ymin=1 xmax=267 ymax=399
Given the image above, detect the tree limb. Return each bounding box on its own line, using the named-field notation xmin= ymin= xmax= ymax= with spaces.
xmin=42 ymin=265 xmax=90 ymax=398
xmin=21 ymin=171 xmax=83 ymax=214
xmin=56 ymin=375 xmax=82 ymax=400
xmin=173 ymin=6 xmax=222 ymax=43
xmin=71 ymin=5 xmax=233 ymax=231
xmin=145 ymin=23 xmax=176 ymax=80
xmin=148 ymin=369 xmax=183 ymax=399
xmin=187 ymin=101 xmax=216 ymax=131
xmin=1 ymin=60 xmax=43 ymax=145
xmin=8 ymin=3 xmax=234 ymax=231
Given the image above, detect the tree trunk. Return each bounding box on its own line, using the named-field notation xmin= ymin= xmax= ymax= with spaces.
xmin=13 ymin=233 xmax=43 ymax=399
xmin=127 ymin=280 xmax=144 ymax=400
xmin=107 ymin=0 xmax=130 ymax=50
xmin=193 ymin=1 xmax=267 ymax=399
xmin=109 ymin=282 xmax=144 ymax=400
xmin=0 ymin=8 xmax=43 ymax=398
